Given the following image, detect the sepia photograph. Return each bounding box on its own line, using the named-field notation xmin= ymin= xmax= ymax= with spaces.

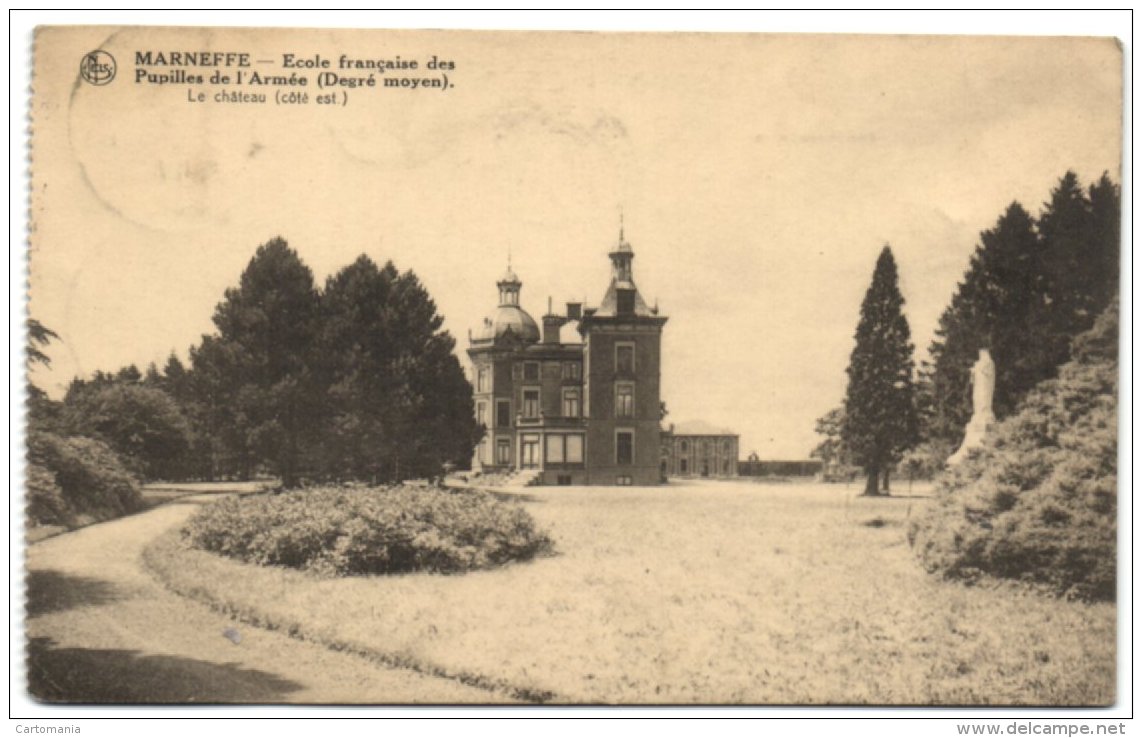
xmin=13 ymin=12 xmax=1128 ymax=722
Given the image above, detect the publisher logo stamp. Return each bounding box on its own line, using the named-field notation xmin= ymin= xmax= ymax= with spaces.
xmin=79 ymin=51 xmax=116 ymax=85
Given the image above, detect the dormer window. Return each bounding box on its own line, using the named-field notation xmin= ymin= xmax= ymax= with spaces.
xmin=616 ymin=289 xmax=635 ymax=316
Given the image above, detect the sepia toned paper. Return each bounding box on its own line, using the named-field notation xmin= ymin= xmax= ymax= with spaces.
xmin=23 ymin=25 xmax=1123 ymax=708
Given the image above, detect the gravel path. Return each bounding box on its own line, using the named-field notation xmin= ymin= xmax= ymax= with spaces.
xmin=23 ymin=496 xmax=496 ymax=704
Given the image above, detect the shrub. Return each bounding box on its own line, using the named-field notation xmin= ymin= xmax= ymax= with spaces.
xmin=25 ymin=462 xmax=68 ymax=526
xmin=62 ymin=383 xmax=193 ymax=481
xmin=182 ymin=485 xmax=554 ymax=576
xmin=898 ymin=438 xmax=955 ymax=482
xmin=26 ymin=431 xmax=143 ymax=526
xmin=908 ymin=302 xmax=1118 ymax=601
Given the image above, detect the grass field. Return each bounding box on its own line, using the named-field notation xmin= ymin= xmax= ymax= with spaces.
xmin=144 ymin=480 xmax=1116 ymax=705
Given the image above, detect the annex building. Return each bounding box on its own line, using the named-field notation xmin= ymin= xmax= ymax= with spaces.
xmin=468 ymin=229 xmax=667 ymax=486
xmin=661 ymin=421 xmax=740 ymax=479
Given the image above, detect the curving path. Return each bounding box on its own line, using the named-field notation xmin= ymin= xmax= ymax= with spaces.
xmin=23 ymin=495 xmax=498 ymax=704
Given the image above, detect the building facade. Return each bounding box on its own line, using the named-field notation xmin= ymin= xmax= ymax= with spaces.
xmin=661 ymin=421 xmax=739 ymax=479
xmin=467 ymin=230 xmax=667 ymax=486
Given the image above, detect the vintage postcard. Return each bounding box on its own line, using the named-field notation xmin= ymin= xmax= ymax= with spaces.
xmin=22 ymin=25 xmax=1123 ymax=708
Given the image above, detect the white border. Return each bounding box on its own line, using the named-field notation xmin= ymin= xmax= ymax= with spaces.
xmin=9 ymin=8 xmax=1133 ymax=731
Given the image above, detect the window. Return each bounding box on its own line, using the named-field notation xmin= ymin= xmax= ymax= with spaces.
xmin=496 ymin=399 xmax=511 ymax=428
xmin=563 ymin=362 xmax=581 ymax=380
xmin=615 ymin=383 xmax=634 ymax=418
xmin=544 ymin=434 xmax=585 ymax=465
xmin=680 ymin=440 xmax=689 ymax=453
xmin=723 ymin=440 xmax=731 ymax=454
xmin=616 ymin=431 xmax=634 ymax=465
xmin=523 ymin=362 xmax=540 ymax=381
xmin=616 ymin=344 xmax=635 ymax=374
xmin=523 ymin=389 xmax=540 ymax=418
xmin=476 ymin=367 xmax=489 ymax=393
xmin=616 ymin=475 xmax=633 ymax=486
xmin=566 ymin=434 xmax=584 ymax=463
xmin=680 ymin=458 xmax=688 ymax=474
xmin=496 ymin=438 xmax=511 ymax=465
xmin=545 ymin=435 xmax=564 ymax=463
xmin=520 ymin=435 xmax=540 ymax=468
xmin=562 ymin=388 xmax=580 ymax=418
xmin=476 ymin=402 xmax=487 ymax=428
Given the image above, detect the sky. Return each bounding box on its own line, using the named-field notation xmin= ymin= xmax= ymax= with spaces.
xmin=25 ymin=22 xmax=1123 ymax=458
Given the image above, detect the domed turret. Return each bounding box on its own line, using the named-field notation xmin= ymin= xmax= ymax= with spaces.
xmin=472 ymin=260 xmax=540 ymax=345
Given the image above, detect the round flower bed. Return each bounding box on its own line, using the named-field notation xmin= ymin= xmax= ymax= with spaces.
xmin=183 ymin=485 xmax=553 ymax=576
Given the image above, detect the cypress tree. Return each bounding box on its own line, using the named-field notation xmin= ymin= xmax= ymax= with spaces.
xmin=842 ymin=246 xmax=919 ymax=495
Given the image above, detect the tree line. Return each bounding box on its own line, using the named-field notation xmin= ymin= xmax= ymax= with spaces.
xmin=29 ymin=238 xmax=481 ymax=491
xmin=815 ymin=171 xmax=1120 ymax=495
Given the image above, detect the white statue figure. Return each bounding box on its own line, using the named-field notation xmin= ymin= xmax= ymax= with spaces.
xmin=971 ymin=348 xmax=996 ymax=419
xmin=948 ymin=348 xmax=997 ymax=465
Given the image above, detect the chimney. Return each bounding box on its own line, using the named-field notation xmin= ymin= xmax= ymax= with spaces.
xmin=566 ymin=301 xmax=582 ymax=320
xmin=542 ymin=296 xmax=566 ymax=344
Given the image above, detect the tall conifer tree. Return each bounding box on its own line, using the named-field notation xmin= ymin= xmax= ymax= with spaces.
xmin=206 ymin=238 xmax=323 ymax=487
xmin=842 ymin=246 xmax=918 ymax=495
xmin=319 ymin=255 xmax=480 ymax=482
xmin=919 ymin=172 xmax=1120 ymax=450
xmin=923 ymin=203 xmax=1045 ymax=443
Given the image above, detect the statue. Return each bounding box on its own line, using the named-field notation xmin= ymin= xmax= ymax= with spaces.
xmin=970 ymin=348 xmax=996 ymax=419
xmin=947 ymin=348 xmax=996 ymax=465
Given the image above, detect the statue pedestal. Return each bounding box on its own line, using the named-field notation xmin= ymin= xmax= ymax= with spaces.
xmin=947 ymin=409 xmax=995 ymax=465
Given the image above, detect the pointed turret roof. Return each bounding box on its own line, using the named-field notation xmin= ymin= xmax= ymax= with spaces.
xmin=592 ymin=222 xmax=656 ymax=318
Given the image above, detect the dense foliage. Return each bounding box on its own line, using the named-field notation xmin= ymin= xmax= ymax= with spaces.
xmin=32 ymin=238 xmax=480 ymax=488
xmin=183 ymin=485 xmax=553 ymax=576
xmin=61 ymin=382 xmax=193 ymax=480
xmin=908 ymin=302 xmax=1118 ymax=601
xmin=25 ymin=320 xmax=141 ymax=528
xmin=26 ymin=431 xmax=142 ymax=526
xmin=919 ymin=172 xmax=1119 ymax=447
xmin=809 ymin=407 xmax=860 ymax=481
xmin=841 ymin=246 xmax=919 ymax=495
xmin=816 ymin=171 xmax=1119 ymax=489
xmin=316 ymin=256 xmax=480 ymax=482
xmin=201 ymin=239 xmax=324 ymax=488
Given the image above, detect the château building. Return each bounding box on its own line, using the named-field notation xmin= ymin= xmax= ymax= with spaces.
xmin=468 ymin=229 xmax=667 ymax=485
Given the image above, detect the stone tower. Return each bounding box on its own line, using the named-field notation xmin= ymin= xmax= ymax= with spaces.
xmin=578 ymin=227 xmax=668 ymax=485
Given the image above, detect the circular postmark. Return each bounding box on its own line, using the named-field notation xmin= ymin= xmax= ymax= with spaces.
xmin=79 ymin=50 xmax=116 ymax=85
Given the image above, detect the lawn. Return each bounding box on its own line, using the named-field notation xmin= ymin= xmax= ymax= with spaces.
xmin=143 ymin=480 xmax=1116 ymax=705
